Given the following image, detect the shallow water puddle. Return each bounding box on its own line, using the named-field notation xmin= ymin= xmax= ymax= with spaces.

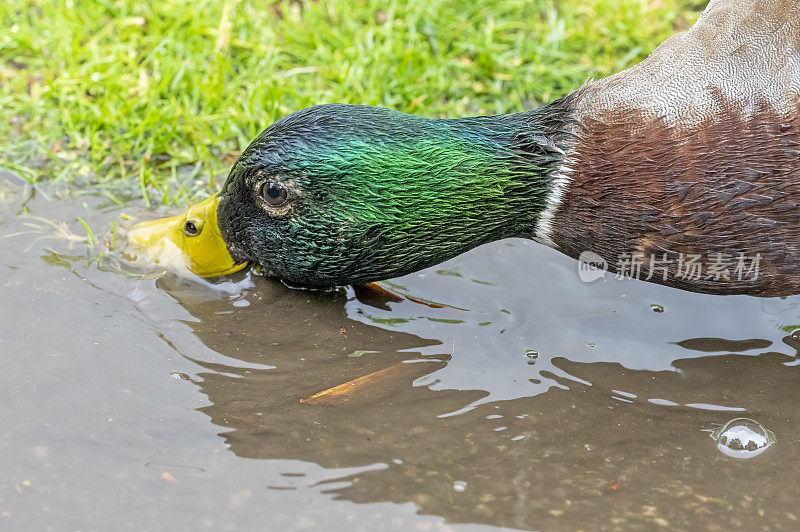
xmin=1 ymin=172 xmax=799 ymax=530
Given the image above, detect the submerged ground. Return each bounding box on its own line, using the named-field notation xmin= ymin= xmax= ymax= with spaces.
xmin=4 ymin=172 xmax=800 ymax=531
xmin=5 ymin=1 xmax=800 ymax=530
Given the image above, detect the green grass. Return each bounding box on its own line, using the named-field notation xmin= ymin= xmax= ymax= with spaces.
xmin=0 ymin=0 xmax=702 ymax=206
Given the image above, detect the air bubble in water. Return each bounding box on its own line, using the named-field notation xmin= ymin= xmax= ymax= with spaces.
xmin=708 ymin=418 xmax=775 ymax=458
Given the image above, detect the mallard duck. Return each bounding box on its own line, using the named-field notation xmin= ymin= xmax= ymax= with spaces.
xmin=130 ymin=0 xmax=800 ymax=296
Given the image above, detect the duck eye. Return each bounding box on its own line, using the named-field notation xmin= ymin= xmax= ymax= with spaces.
xmin=183 ymin=220 xmax=200 ymax=236
xmin=260 ymin=181 xmax=288 ymax=207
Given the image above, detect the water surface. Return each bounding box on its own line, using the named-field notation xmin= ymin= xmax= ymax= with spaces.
xmin=2 ymin=173 xmax=799 ymax=530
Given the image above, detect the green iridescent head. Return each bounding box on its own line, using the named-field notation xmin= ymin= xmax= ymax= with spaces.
xmin=217 ymin=103 xmax=570 ymax=286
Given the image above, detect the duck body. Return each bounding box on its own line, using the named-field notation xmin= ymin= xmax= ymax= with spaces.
xmin=132 ymin=0 xmax=800 ymax=296
xmin=544 ymin=0 xmax=800 ymax=296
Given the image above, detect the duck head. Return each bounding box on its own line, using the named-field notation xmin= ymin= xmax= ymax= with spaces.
xmin=216 ymin=103 xmax=569 ymax=287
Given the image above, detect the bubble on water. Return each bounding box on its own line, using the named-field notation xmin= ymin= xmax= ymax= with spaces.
xmin=170 ymin=372 xmax=190 ymax=381
xmin=708 ymin=418 xmax=775 ymax=458
xmin=525 ymin=350 xmax=539 ymax=365
xmin=453 ymin=480 xmax=467 ymax=492
xmin=650 ymin=304 xmax=664 ymax=313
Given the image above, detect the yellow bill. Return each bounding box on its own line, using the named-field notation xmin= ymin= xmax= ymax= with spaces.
xmin=127 ymin=194 xmax=248 ymax=277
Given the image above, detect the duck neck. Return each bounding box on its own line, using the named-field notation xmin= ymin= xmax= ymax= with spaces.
xmin=414 ymin=97 xmax=577 ymax=250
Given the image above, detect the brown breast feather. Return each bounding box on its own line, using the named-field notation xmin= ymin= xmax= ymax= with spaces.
xmin=550 ymin=0 xmax=800 ymax=296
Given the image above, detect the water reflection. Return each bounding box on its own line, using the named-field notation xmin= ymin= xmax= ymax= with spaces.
xmin=6 ymin=182 xmax=800 ymax=529
xmin=155 ymin=272 xmax=800 ymax=530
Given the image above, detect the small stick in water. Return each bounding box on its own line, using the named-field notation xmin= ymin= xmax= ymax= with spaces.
xmin=300 ymin=360 xmax=445 ymax=405
xmin=357 ymin=282 xmax=445 ymax=309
